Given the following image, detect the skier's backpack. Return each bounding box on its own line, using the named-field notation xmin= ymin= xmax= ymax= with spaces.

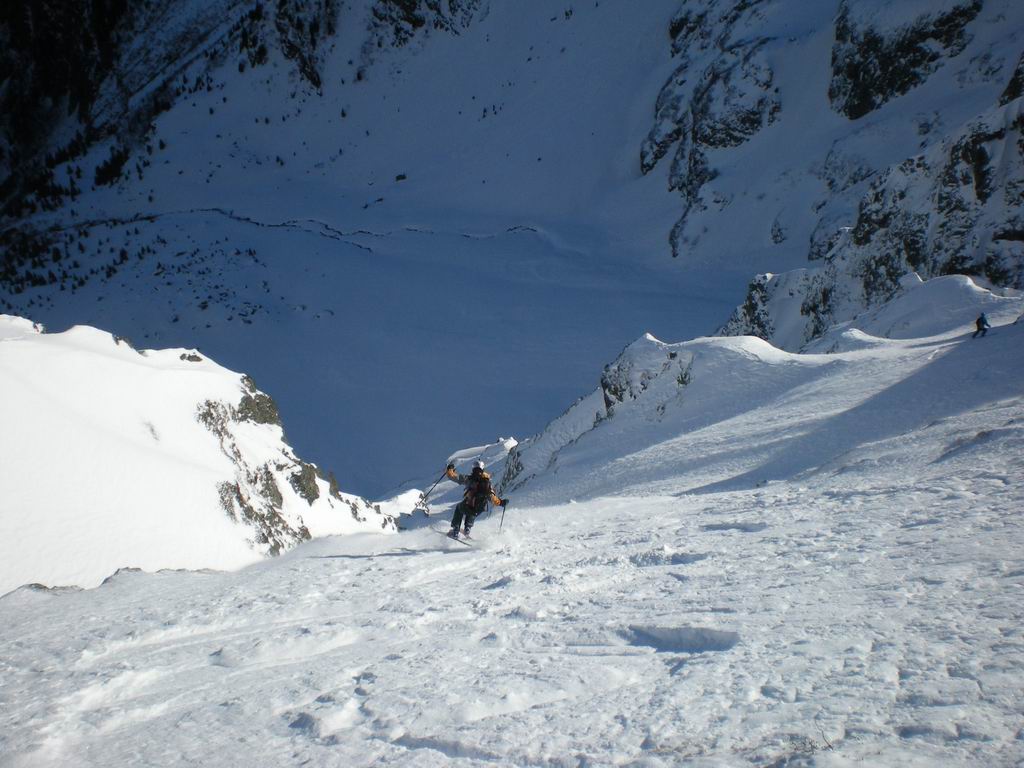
xmin=465 ymin=472 xmax=492 ymax=512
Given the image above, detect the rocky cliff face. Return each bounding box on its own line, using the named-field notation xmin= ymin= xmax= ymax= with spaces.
xmin=712 ymin=0 xmax=1024 ymax=350
xmin=638 ymin=0 xmax=1021 ymax=280
xmin=364 ymin=0 xmax=483 ymax=52
xmin=640 ymin=1 xmax=781 ymax=259
xmin=0 ymin=0 xmax=480 ymax=218
xmin=722 ymin=95 xmax=1024 ymax=350
xmin=198 ymin=373 xmax=395 ymax=556
xmin=828 ymin=0 xmax=983 ymax=119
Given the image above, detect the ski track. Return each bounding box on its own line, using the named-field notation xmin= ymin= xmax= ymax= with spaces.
xmin=2 ymin=459 xmax=1022 ymax=766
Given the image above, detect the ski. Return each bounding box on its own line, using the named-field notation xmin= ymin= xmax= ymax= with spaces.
xmin=432 ymin=528 xmax=473 ymax=547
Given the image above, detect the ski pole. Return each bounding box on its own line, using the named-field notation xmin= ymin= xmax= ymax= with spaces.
xmin=499 ymin=500 xmax=509 ymax=532
xmin=422 ymin=468 xmax=448 ymax=501
xmin=414 ymin=468 xmax=449 ymax=513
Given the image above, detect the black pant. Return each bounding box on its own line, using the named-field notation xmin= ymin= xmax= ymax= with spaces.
xmin=973 ymin=327 xmax=988 ymax=338
xmin=450 ymin=501 xmax=480 ymax=534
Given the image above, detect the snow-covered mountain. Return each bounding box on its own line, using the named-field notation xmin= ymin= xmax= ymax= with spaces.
xmin=4 ymin=0 xmax=1022 ymax=496
xmin=0 ymin=314 xmax=394 ymax=595
xmin=720 ymin=95 xmax=1024 ymax=350
xmin=2 ymin=279 xmax=1021 ymax=765
xmin=1 ymin=2 xmax=1023 ymax=763
xmin=642 ymin=0 xmax=1024 ymax=349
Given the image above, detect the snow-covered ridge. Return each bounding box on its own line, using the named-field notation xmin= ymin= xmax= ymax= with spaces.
xmin=0 ymin=314 xmax=394 ymax=595
xmin=502 ymin=274 xmax=1023 ymax=502
xmin=501 ymin=334 xmax=693 ymax=494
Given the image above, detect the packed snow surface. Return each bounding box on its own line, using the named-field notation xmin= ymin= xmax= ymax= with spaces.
xmin=2 ymin=288 xmax=1022 ymax=766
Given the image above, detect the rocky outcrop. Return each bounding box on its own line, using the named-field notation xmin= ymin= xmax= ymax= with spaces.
xmin=721 ymin=95 xmax=1024 ymax=350
xmin=501 ymin=335 xmax=693 ymax=492
xmin=721 ymin=273 xmax=778 ymax=342
xmin=640 ymin=1 xmax=780 ymax=259
xmin=0 ymin=315 xmax=396 ymax=590
xmin=829 ymin=0 xmax=982 ymax=120
xmin=1 ymin=0 xmax=342 ymax=217
xmin=357 ymin=0 xmax=483 ymax=78
xmin=198 ymin=374 xmax=394 ymax=555
xmin=367 ymin=0 xmax=483 ymax=47
xmin=1001 ymin=51 xmax=1024 ymax=106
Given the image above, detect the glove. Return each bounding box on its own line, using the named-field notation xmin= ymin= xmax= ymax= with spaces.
xmin=500 ymin=498 xmax=509 ymax=507
xmin=446 ymin=463 xmax=455 ymax=471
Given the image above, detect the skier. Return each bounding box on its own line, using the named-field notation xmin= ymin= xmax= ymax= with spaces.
xmin=445 ymin=460 xmax=507 ymax=539
xmin=972 ymin=312 xmax=991 ymax=338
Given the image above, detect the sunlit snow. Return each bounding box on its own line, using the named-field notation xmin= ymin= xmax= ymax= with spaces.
xmin=2 ymin=281 xmax=1021 ymax=766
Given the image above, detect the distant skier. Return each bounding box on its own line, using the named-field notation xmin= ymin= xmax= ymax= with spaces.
xmin=446 ymin=460 xmax=507 ymax=539
xmin=972 ymin=313 xmax=991 ymax=338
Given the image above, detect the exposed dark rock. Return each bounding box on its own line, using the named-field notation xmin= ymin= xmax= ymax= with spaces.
xmin=641 ymin=2 xmax=779 ymax=258
xmin=273 ymin=0 xmax=338 ymax=89
xmin=503 ymin=336 xmax=694 ymax=494
xmin=599 ymin=338 xmax=690 ymax=416
xmin=217 ymin=480 xmax=308 ymax=556
xmin=770 ymin=217 xmax=787 ymax=245
xmin=1001 ymin=51 xmax=1024 ymax=105
xmin=289 ymin=463 xmax=321 ymax=504
xmin=237 ymin=375 xmax=282 ymax=426
xmin=668 ymin=6 xmax=710 ymax=57
xmin=808 ymin=216 xmax=850 ymax=262
xmin=819 ymin=147 xmax=876 ymax=194
xmin=722 ymin=274 xmax=776 ymax=341
xmin=362 ymin=0 xmax=483 ymax=64
xmin=829 ymin=0 xmax=982 ymax=120
xmin=201 ymin=398 xmax=313 ymax=554
xmin=111 ymin=334 xmax=139 ymax=350
xmin=498 ymin=446 xmax=525 ymax=494
xmin=256 ymin=466 xmax=284 ymax=508
xmin=722 ymin=96 xmax=1024 ymax=349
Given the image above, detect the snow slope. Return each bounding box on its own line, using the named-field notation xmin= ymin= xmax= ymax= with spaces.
xmin=503 ymin=275 xmax=1023 ymax=505
xmin=0 ymin=314 xmax=393 ymax=595
xmin=2 ymin=281 xmax=1022 ymax=766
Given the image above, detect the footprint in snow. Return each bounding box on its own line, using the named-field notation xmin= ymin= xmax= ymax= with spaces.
xmin=701 ymin=522 xmax=768 ymax=533
xmin=629 ymin=550 xmax=709 ymax=567
xmin=622 ymin=625 xmax=740 ymax=654
xmin=482 ymin=574 xmax=515 ymax=590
